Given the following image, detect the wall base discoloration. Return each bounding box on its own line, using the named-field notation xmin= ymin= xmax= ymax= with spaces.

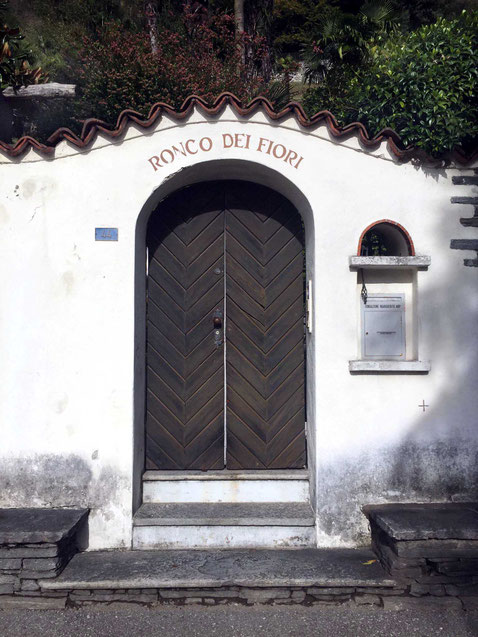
xmin=316 ymin=440 xmax=478 ymax=547
xmin=0 ymin=456 xmax=132 ymax=550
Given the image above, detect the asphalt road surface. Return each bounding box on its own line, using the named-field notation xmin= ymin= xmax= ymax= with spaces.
xmin=0 ymin=606 xmax=477 ymax=637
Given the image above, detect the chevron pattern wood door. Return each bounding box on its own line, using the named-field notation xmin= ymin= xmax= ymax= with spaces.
xmin=225 ymin=183 xmax=306 ymax=469
xmin=145 ymin=185 xmax=226 ymax=470
xmin=145 ymin=181 xmax=306 ymax=471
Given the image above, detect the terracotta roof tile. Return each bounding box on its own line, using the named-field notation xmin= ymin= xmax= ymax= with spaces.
xmin=0 ymin=93 xmax=476 ymax=164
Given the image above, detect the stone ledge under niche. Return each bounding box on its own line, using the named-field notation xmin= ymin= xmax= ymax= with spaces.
xmin=349 ymin=360 xmax=431 ymax=373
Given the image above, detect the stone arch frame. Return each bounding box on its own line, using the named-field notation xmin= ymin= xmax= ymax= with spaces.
xmin=132 ymin=158 xmax=317 ymax=513
xmin=357 ymin=219 xmax=415 ymax=256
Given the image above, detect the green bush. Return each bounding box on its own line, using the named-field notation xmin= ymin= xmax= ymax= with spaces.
xmin=303 ymin=10 xmax=478 ymax=156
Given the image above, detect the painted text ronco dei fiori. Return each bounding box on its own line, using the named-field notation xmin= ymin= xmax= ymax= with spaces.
xmin=147 ymin=134 xmax=304 ymax=171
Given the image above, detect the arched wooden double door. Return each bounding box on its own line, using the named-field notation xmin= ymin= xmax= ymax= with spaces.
xmin=145 ymin=181 xmax=306 ymax=471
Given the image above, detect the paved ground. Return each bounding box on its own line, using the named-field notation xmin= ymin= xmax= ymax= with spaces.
xmin=0 ymin=606 xmax=477 ymax=637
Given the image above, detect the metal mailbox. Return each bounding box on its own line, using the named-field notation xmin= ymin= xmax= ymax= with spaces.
xmin=361 ymin=294 xmax=405 ymax=359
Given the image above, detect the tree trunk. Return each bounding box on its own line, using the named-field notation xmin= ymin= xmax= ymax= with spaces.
xmin=245 ymin=0 xmax=274 ymax=83
xmin=235 ymin=0 xmax=246 ymax=66
xmin=144 ymin=1 xmax=159 ymax=55
xmin=234 ymin=0 xmax=245 ymax=34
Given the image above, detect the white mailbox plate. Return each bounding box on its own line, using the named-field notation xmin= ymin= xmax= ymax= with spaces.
xmin=362 ymin=294 xmax=405 ymax=359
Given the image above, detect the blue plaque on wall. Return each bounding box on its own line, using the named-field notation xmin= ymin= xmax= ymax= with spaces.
xmin=95 ymin=228 xmax=118 ymax=241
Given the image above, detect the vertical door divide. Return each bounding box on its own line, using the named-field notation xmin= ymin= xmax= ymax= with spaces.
xmin=222 ymin=206 xmax=228 ymax=467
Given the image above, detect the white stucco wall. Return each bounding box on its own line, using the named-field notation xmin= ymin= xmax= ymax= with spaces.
xmin=1 ymin=106 xmax=477 ymax=549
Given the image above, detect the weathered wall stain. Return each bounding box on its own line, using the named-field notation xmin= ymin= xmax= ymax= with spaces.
xmin=21 ymin=179 xmax=36 ymax=199
xmin=0 ymin=454 xmax=129 ymax=511
xmin=61 ymin=271 xmax=75 ymax=295
xmin=316 ymin=440 xmax=478 ymax=546
xmin=52 ymin=393 xmax=69 ymax=415
xmin=0 ymin=204 xmax=9 ymax=225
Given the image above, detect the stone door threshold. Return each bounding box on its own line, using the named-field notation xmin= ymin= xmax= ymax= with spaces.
xmin=1 ymin=547 xmax=476 ymax=609
xmin=43 ymin=548 xmax=392 ymax=590
xmin=26 ymin=547 xmax=472 ymax=610
xmin=143 ymin=470 xmax=309 ymax=481
xmin=134 ymin=502 xmax=315 ymax=526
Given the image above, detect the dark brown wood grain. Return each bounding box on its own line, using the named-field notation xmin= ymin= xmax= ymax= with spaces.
xmin=225 ymin=182 xmax=306 ymax=469
xmin=145 ymin=181 xmax=306 ymax=471
xmin=145 ymin=184 xmax=225 ymax=470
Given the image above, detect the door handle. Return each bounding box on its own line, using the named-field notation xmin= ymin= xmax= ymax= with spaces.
xmin=213 ymin=309 xmax=223 ymax=347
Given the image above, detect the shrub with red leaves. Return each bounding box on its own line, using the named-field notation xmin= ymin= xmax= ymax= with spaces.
xmin=78 ymin=6 xmax=267 ymax=125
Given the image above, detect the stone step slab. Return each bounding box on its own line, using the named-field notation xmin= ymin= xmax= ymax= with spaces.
xmin=364 ymin=503 xmax=478 ymax=542
xmin=133 ymin=502 xmax=316 ymax=549
xmin=42 ymin=548 xmax=395 ymax=590
xmin=0 ymin=509 xmax=89 ymax=545
xmin=142 ymin=470 xmax=309 ymax=504
xmin=364 ymin=503 xmax=478 ymax=587
xmin=134 ymin=502 xmax=315 ymax=526
xmin=133 ymin=524 xmax=316 ymax=549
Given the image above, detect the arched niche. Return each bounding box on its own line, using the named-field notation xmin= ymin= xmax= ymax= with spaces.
xmin=358 ymin=220 xmax=415 ymax=257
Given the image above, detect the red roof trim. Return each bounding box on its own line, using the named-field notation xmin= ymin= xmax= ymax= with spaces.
xmin=1 ymin=92 xmax=476 ymax=164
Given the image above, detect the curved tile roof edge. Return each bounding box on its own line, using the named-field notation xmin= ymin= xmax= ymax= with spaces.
xmin=0 ymin=92 xmax=476 ymax=165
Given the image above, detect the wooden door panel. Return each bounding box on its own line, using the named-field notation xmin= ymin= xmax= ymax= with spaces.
xmin=264 ymin=298 xmax=304 ymax=352
xmin=227 ymin=318 xmax=267 ymax=374
xmin=227 ymin=299 xmax=265 ymax=353
xmin=264 ymin=253 xmax=304 ymax=305
xmin=148 ymin=301 xmax=186 ymax=354
xmin=146 ymin=180 xmax=305 ymax=471
xmin=265 ymin=321 xmax=304 ymax=373
xmin=226 ymin=276 xmax=265 ymax=324
xmin=145 ymin=184 xmax=225 ymax=470
xmin=268 ymin=364 xmax=305 ymax=419
xmin=226 ymin=212 xmax=265 ymax=260
xmin=186 ymin=234 xmax=224 ymax=287
xmin=226 ymin=364 xmax=269 ymax=422
xmin=225 ymin=182 xmax=306 ymax=469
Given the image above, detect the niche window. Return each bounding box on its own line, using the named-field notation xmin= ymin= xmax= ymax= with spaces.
xmin=359 ymin=220 xmax=414 ymax=257
xmin=349 ymin=220 xmax=430 ymax=373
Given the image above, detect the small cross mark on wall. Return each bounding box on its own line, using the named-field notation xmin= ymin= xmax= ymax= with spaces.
xmin=418 ymin=400 xmax=429 ymax=412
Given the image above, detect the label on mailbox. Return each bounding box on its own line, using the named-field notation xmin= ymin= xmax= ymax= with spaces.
xmin=362 ymin=294 xmax=405 ymax=359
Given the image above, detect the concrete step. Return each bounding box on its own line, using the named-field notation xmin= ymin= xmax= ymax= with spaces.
xmin=134 ymin=502 xmax=315 ymax=526
xmin=132 ymin=502 xmax=316 ymax=549
xmin=42 ymin=547 xmax=395 ymax=590
xmin=142 ymin=470 xmax=309 ymax=504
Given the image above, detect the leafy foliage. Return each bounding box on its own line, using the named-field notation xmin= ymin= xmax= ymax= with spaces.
xmin=389 ymin=0 xmax=478 ymax=30
xmin=77 ymin=7 xmax=267 ymax=126
xmin=4 ymin=0 xmax=143 ymax=82
xmin=304 ymin=10 xmax=478 ymax=155
xmin=303 ymin=0 xmax=401 ymax=82
xmin=272 ymin=0 xmax=328 ymax=57
xmin=0 ymin=0 xmax=45 ymax=90
xmin=264 ymin=56 xmax=301 ymax=108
